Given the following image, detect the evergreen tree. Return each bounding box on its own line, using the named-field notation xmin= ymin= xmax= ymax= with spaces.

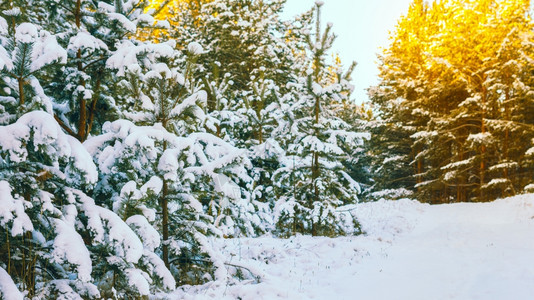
xmin=159 ymin=0 xmax=312 ymax=223
xmin=88 ymin=40 xmax=265 ymax=284
xmin=0 ymin=17 xmax=66 ymax=125
xmin=0 ymin=12 xmax=174 ymax=298
xmin=370 ymin=0 xmax=534 ymax=203
xmin=32 ymin=0 xmax=156 ymax=141
xmin=168 ymin=0 xmax=292 ymax=93
xmin=0 ymin=0 xmax=374 ymax=295
xmin=0 ymin=112 xmax=173 ymax=298
xmin=272 ymin=1 xmax=365 ymax=236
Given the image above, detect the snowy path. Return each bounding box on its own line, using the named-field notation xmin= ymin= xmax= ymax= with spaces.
xmin=347 ymin=198 xmax=534 ymax=300
xmin=173 ymin=195 xmax=534 ymax=300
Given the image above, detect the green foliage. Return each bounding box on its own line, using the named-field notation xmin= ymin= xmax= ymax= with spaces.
xmin=170 ymin=0 xmax=292 ymax=93
xmin=0 ymin=112 xmax=173 ymax=298
xmin=0 ymin=20 xmax=66 ymax=125
xmin=271 ymin=2 xmax=365 ymax=237
xmin=0 ymin=0 xmax=369 ymax=297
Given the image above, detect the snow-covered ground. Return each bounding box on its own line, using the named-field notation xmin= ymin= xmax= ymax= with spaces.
xmin=170 ymin=194 xmax=534 ymax=300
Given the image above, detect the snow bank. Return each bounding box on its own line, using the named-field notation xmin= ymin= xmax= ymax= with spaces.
xmin=168 ymin=194 xmax=534 ymax=299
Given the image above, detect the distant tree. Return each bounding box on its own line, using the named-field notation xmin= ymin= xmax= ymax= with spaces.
xmin=370 ymin=0 xmax=534 ymax=203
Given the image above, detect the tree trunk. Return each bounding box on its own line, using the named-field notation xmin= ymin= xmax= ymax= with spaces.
xmin=161 ymin=89 xmax=170 ymax=267
xmin=456 ymin=137 xmax=466 ymax=202
xmin=312 ymin=92 xmax=321 ymax=204
xmin=479 ymin=86 xmax=487 ymax=202
xmin=417 ymin=158 xmax=423 ymax=184
xmin=161 ymin=174 xmax=169 ymax=268
xmin=75 ymin=0 xmax=88 ymax=142
xmin=85 ymin=76 xmax=101 ymax=141
xmin=502 ymin=88 xmax=512 ymax=197
xmin=18 ymin=77 xmax=25 ymax=108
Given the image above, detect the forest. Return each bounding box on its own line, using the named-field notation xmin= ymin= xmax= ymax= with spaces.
xmin=0 ymin=0 xmax=532 ymax=298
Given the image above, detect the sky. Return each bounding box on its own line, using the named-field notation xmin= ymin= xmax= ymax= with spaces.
xmin=281 ymin=0 xmax=413 ymax=104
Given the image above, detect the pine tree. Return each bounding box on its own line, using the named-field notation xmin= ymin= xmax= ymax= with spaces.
xmin=370 ymin=0 xmax=534 ymax=203
xmin=0 ymin=112 xmax=174 ymax=298
xmin=159 ymin=0 xmax=311 ymax=228
xmin=243 ymin=74 xmax=285 ymax=210
xmin=0 ymin=16 xmax=66 ymax=125
xmin=88 ymin=40 xmax=262 ymax=284
xmin=272 ymin=1 xmax=365 ymax=236
xmin=168 ymin=0 xmax=292 ymax=93
xmin=0 ymin=12 xmax=174 ymax=298
xmin=31 ymin=0 xmax=156 ymax=141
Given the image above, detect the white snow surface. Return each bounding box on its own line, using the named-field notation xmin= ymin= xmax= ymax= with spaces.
xmin=170 ymin=195 xmax=534 ymax=299
xmin=188 ymin=42 xmax=205 ymax=55
xmin=51 ymin=219 xmax=92 ymax=282
xmin=0 ymin=267 xmax=23 ymax=300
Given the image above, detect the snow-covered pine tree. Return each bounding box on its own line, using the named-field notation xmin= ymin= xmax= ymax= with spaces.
xmin=164 ymin=0 xmax=316 ymax=222
xmin=325 ymin=51 xmax=374 ymax=198
xmin=32 ymin=0 xmax=157 ymax=141
xmin=144 ymin=0 xmax=303 ymax=235
xmin=370 ymin=0 xmax=533 ymax=203
xmin=520 ymin=44 xmax=534 ymax=192
xmin=0 ymin=15 xmax=66 ymax=125
xmin=481 ymin=4 xmax=534 ymax=197
xmin=363 ymin=100 xmax=418 ymax=201
xmin=0 ymin=0 xmax=46 ymax=27
xmin=168 ymin=0 xmax=292 ymax=94
xmin=272 ymin=1 xmax=366 ymax=237
xmin=422 ymin=0 xmax=534 ymax=202
xmin=88 ymin=40 xmax=264 ymax=284
xmin=242 ymin=73 xmax=285 ymax=214
xmin=0 ymin=111 xmax=174 ymax=298
xmin=0 ymin=13 xmax=174 ymax=298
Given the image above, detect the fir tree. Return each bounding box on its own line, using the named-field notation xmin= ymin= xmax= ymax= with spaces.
xmin=33 ymin=0 xmax=156 ymax=141
xmin=168 ymin=0 xmax=292 ymax=93
xmin=0 ymin=16 xmax=66 ymax=125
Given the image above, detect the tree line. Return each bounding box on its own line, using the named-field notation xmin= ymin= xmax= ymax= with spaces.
xmin=0 ymin=0 xmax=364 ymax=297
xmin=367 ymin=0 xmax=534 ymax=203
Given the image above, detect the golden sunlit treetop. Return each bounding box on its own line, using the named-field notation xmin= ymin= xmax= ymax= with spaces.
xmin=394 ymin=0 xmax=530 ymax=70
xmin=141 ymin=0 xmax=211 ymax=40
xmin=381 ymin=0 xmax=532 ymax=103
xmin=373 ymin=0 xmax=534 ymax=203
xmin=146 ymin=0 xmax=212 ymax=21
xmin=146 ymin=0 xmax=180 ymax=20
